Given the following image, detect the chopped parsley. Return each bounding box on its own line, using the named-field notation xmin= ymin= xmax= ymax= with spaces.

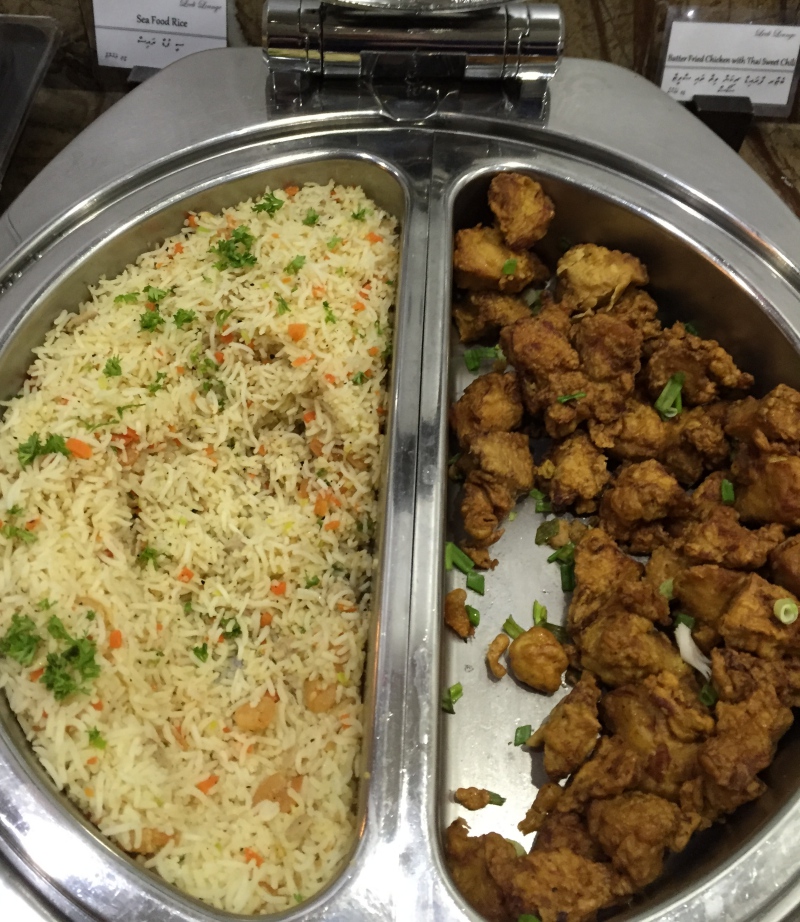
xmin=351 ymin=371 xmax=367 ymax=385
xmin=303 ymin=208 xmax=320 ymax=226
xmin=351 ymin=207 xmax=369 ymax=221
xmin=113 ymin=291 xmax=139 ymax=304
xmin=193 ymin=643 xmax=209 ymax=662
xmin=147 ymin=371 xmax=168 ymax=395
xmin=17 ymin=433 xmax=70 ymax=468
xmin=275 ymin=293 xmax=291 ymax=315
xmin=143 ymin=285 xmax=171 ymax=304
xmin=327 ymin=236 xmax=342 ymax=250
xmin=220 ymin=617 xmax=242 ymax=640
xmin=139 ymin=309 xmax=165 ymax=332
xmin=322 ymin=301 xmax=337 ymax=324
xmin=210 ymin=226 xmax=257 ymax=271
xmin=501 ymin=258 xmax=518 ymax=275
xmin=0 ymin=524 xmax=37 ymax=544
xmin=173 ymin=308 xmax=196 ymax=329
xmin=41 ymin=616 xmax=101 ymax=700
xmin=183 ymin=600 xmax=193 ymax=614
xmin=0 ymin=614 xmax=42 ymax=666
xmin=252 ymin=191 xmax=284 ymax=216
xmin=284 ymin=254 xmax=306 ymax=275
xmin=137 ymin=545 xmax=163 ymax=569
xmin=116 ymin=403 xmax=144 ymax=419
xmin=305 ymin=575 xmax=320 ymax=588
xmin=215 ymin=308 xmax=234 ymax=328
xmin=103 ymin=356 xmax=122 ymax=377
xmin=88 ymin=727 xmax=107 ymax=749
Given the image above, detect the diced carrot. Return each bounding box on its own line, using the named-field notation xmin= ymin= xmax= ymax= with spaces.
xmin=314 ymin=496 xmax=329 ymax=517
xmin=29 ymin=667 xmax=44 ymax=682
xmin=86 ymin=756 xmax=98 ymax=765
xmin=363 ymin=281 xmax=372 ymax=289
xmin=368 ymin=346 xmax=379 ymax=356
xmin=312 ymin=285 xmax=326 ymax=298
xmin=173 ymin=243 xmax=184 ymax=255
xmin=195 ymin=774 xmax=219 ymax=795
xmin=303 ymin=410 xmax=316 ymax=424
xmin=25 ymin=518 xmax=40 ymax=531
xmin=282 ymin=276 xmax=292 ymax=284
xmin=353 ymin=301 xmax=366 ymax=313
xmin=298 ymin=479 xmax=309 ymax=499
xmin=156 ymin=623 xmax=163 ymax=632
xmin=187 ymin=214 xmax=199 ymax=228
xmin=272 ymin=233 xmax=280 ymax=239
xmin=291 ymin=775 xmax=303 ymax=792
xmin=377 ymin=406 xmax=387 ymax=416
xmin=271 ymin=581 xmax=287 ymax=596
xmin=309 ymin=438 xmax=324 ymax=457
xmin=359 ymin=291 xmax=369 ymax=300
xmin=243 ymin=847 xmax=264 ymax=868
xmin=260 ymin=612 xmax=273 ymax=627
xmin=56 ymin=396 xmax=69 ymax=405
xmin=324 ymin=520 xmax=341 ymax=531
xmin=284 ymin=184 xmax=300 ymax=197
xmin=257 ymin=445 xmax=266 ymax=456
xmin=292 ymin=356 xmax=311 ymax=367
xmin=288 ymin=323 xmax=307 ymax=342
xmin=324 ymin=374 xmax=336 ymax=385
xmin=177 ymin=567 xmax=194 ymax=583
xmin=84 ymin=787 xmax=95 ymax=798
xmin=205 ymin=445 xmax=216 ymax=456
xmin=190 ymin=392 xmax=197 ymax=403
xmin=365 ymin=369 xmax=374 ymax=378
xmin=109 ymin=630 xmax=123 ymax=649
xmin=219 ymin=332 xmax=235 ymax=344
xmin=111 ymin=428 xmax=139 ymax=445
xmin=337 ymin=602 xmax=356 ymax=612
xmin=66 ymin=438 xmax=93 ymax=459
xmin=214 ymin=351 xmax=224 ymax=364
xmin=146 ymin=301 xmax=157 ymax=310
xmin=91 ymin=700 xmax=103 ymax=711
xmin=176 ymin=366 xmax=185 ymax=375
xmin=223 ymin=726 xmax=231 ymax=733
xmin=365 ymin=232 xmax=383 ymax=244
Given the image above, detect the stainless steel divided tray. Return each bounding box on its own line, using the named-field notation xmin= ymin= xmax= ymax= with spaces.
xmin=2 ymin=47 xmax=800 ymax=922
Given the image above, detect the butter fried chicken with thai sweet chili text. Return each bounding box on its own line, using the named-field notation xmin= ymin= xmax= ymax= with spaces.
xmin=443 ymin=172 xmax=800 ymax=922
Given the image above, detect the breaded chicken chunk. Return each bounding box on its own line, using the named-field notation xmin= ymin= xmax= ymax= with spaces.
xmin=444 ymin=819 xmax=513 ymax=922
xmin=661 ymin=403 xmax=730 ymax=485
xmin=454 ymin=225 xmax=548 ymax=293
xmin=673 ymin=564 xmax=745 ymax=651
xmin=450 ymin=372 xmax=524 ymax=449
xmin=488 ymin=172 xmax=555 ymax=249
xmin=719 ymin=573 xmax=800 ymax=659
xmin=769 ymin=535 xmax=800 ymax=598
xmin=557 ymin=243 xmax=648 ymax=310
xmin=508 ymin=626 xmax=568 ymax=694
xmin=453 ymin=291 xmax=532 ymax=343
xmin=572 ymin=312 xmax=643 ymax=387
xmin=529 ymin=671 xmax=601 ymax=780
xmin=531 ymin=811 xmax=606 ymax=863
xmin=557 ymin=736 xmax=642 ymax=814
xmin=445 ymin=588 xmax=474 ymax=639
xmin=644 ymin=322 xmax=753 ymax=405
xmin=542 ymin=432 xmax=610 ymax=514
xmin=598 ymin=287 xmax=662 ymax=340
xmin=725 ymin=384 xmax=800 ymax=452
xmin=732 ymin=449 xmax=800 ymax=527
xmin=678 ymin=505 xmax=785 ymax=571
xmin=712 ymin=646 xmax=800 ymax=709
xmin=590 ymin=399 xmax=669 ymax=459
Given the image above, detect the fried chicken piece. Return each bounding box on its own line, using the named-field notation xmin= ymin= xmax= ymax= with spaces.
xmin=661 ymin=403 xmax=730 ymax=485
xmin=732 ymin=450 xmax=800 ymax=527
xmin=487 ymin=633 xmax=510 ymax=679
xmin=508 ymin=626 xmax=568 ymax=694
xmin=711 ymin=647 xmax=800 ymax=709
xmin=519 ymin=782 xmax=563 ymax=836
xmin=590 ymin=399 xmax=668 ymax=459
xmin=725 ymin=384 xmax=800 ymax=452
xmin=719 ymin=572 xmax=800 ymax=659
xmin=531 ymin=812 xmax=606 ymax=863
xmin=579 ymin=610 xmax=689 ymax=687
xmin=557 ymin=244 xmax=648 ymax=310
xmin=673 ymin=564 xmax=744 ymax=651
xmin=573 ymin=312 xmax=643 ymax=387
xmin=468 ymin=431 xmax=535 ymax=496
xmin=528 ymin=671 xmax=601 ymax=780
xmin=586 ymin=792 xmax=698 ymax=889
xmin=485 ymin=843 xmax=630 ymax=922
xmin=455 ymin=787 xmax=495 ymax=810
xmin=454 ymin=225 xmax=548 ymax=293
xmin=678 ymin=504 xmax=785 ymax=570
xmin=500 ymin=312 xmax=577 ymax=383
xmin=699 ymin=684 xmax=792 ymax=820
xmin=644 ymin=322 xmax=753 ymax=405
xmin=462 ymin=544 xmax=498 ymax=570
xmin=488 ymin=172 xmax=555 ymax=249
xmin=542 ymin=432 xmax=610 ymax=514
xmin=444 ymin=819 xmax=514 ymax=922
xmin=598 ymin=287 xmax=662 ymax=340
xmin=461 ymin=480 xmax=504 ymax=547
xmin=598 ymin=460 xmax=686 ymax=552
xmin=645 ymin=545 xmax=689 ymax=593
xmin=450 ymin=372 xmax=524 ymax=450
xmin=601 ymin=672 xmax=714 ymax=802
xmin=557 ymin=736 xmax=642 ymax=814
xmin=769 ymin=535 xmax=800 ymax=598
xmin=445 ymin=588 xmax=474 ymax=639
xmin=453 ymin=291 xmax=532 ymax=344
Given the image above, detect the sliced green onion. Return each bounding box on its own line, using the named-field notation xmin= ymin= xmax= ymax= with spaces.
xmin=488 ymin=791 xmax=506 ymax=806
xmin=464 ymin=345 xmax=504 ymax=373
xmin=659 ymin=578 xmax=674 ymax=600
xmin=774 ymin=598 xmax=799 ymax=625
xmin=547 ymin=542 xmax=575 ymax=565
xmin=720 ymin=479 xmax=735 ymax=505
xmin=518 ymin=915 xmax=542 ymax=922
xmin=513 ymin=724 xmax=531 ymax=746
xmin=559 ymin=562 xmax=576 ymax=592
xmin=556 ymin=391 xmax=586 ymax=404
xmin=654 ymin=372 xmax=685 ymax=421
xmin=508 ymin=511 xmax=518 ymax=522
xmin=532 ymin=600 xmax=547 ymax=626
xmin=535 ymin=519 xmax=560 ymax=545
xmin=699 ymin=683 xmax=718 ymax=707
xmin=683 ymin=321 xmax=699 ymax=336
xmin=542 ymin=622 xmax=570 ymax=644
xmin=503 ymin=616 xmax=525 ymax=640
xmin=529 ymin=488 xmax=552 ymax=514
xmin=441 ymin=682 xmax=464 ymax=714
xmin=501 ymin=259 xmax=517 ymax=275
xmin=466 ymin=570 xmax=485 ymax=595
xmin=466 ymin=605 xmax=481 ymax=627
xmin=521 ymin=288 xmax=542 ymax=312
xmin=674 ymin=612 xmax=695 ymax=629
xmin=448 ymin=452 xmax=461 ymax=466
xmin=445 ymin=541 xmax=474 ymax=574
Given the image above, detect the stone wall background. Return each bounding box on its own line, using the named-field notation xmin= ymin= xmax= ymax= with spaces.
xmin=3 ymin=0 xmax=800 ymax=213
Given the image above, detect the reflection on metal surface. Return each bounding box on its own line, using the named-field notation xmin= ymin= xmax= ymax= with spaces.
xmin=1 ymin=45 xmax=800 ymax=922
